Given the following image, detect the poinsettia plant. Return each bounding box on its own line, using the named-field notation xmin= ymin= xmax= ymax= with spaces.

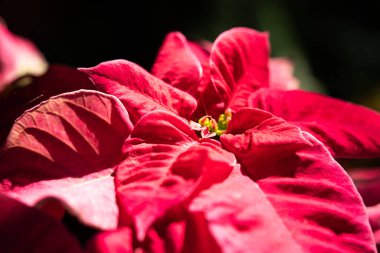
xmin=1 ymin=22 xmax=380 ymax=253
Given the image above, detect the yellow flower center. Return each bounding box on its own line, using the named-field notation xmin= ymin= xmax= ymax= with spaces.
xmin=198 ymin=109 xmax=232 ymax=136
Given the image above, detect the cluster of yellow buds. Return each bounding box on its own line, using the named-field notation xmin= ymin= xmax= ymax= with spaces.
xmin=198 ymin=108 xmax=232 ymax=137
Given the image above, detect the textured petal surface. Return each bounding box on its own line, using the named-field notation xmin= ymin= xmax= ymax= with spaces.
xmin=210 ymin=27 xmax=270 ymax=112
xmin=79 ymin=60 xmax=197 ymax=123
xmin=221 ymin=108 xmax=376 ymax=252
xmin=86 ymin=227 xmax=134 ymax=253
xmin=185 ymin=40 xmax=225 ymax=119
xmin=151 ymin=32 xmax=215 ymax=119
xmin=348 ymin=167 xmax=380 ymax=206
xmin=187 ymin=41 xmax=211 ymax=62
xmin=0 ymin=195 xmax=83 ymax=253
xmin=249 ymin=89 xmax=380 ymax=158
xmin=0 ymin=23 xmax=47 ymax=91
xmin=269 ymin=58 xmax=299 ymax=90
xmin=0 ymin=64 xmax=95 ymax=145
xmin=367 ymin=205 xmax=380 ymax=246
xmin=116 ymin=110 xmax=236 ymax=240
xmin=144 ymin=220 xmax=187 ymax=253
xmin=0 ymin=90 xmax=133 ymax=229
xmin=187 ymin=168 xmax=303 ymax=253
xmin=151 ymin=32 xmax=203 ymax=93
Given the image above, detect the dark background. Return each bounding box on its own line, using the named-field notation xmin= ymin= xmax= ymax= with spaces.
xmin=1 ymin=0 xmax=379 ymax=109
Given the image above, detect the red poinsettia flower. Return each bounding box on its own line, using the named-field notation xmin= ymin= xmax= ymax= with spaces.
xmin=0 ymin=27 xmax=379 ymax=253
xmin=151 ymin=28 xmax=299 ymax=120
xmin=0 ymin=22 xmax=47 ymax=91
xmin=150 ymin=27 xmax=380 ymax=249
xmin=151 ymin=27 xmax=380 ymax=160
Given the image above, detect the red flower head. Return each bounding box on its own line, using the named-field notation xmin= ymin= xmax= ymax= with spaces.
xmin=1 ymin=27 xmax=379 ymax=252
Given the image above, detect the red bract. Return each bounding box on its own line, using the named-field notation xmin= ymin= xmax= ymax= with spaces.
xmin=151 ymin=27 xmax=380 ymax=160
xmin=368 ymin=205 xmax=380 ymax=245
xmin=116 ymin=110 xmax=236 ymax=241
xmin=151 ymin=28 xmax=270 ymax=119
xmin=151 ymin=28 xmax=298 ymax=119
xmin=210 ymin=28 xmax=269 ymax=112
xmin=150 ymin=32 xmax=203 ymax=94
xmin=79 ymin=60 xmax=197 ymax=124
xmin=349 ymin=167 xmax=380 ymax=249
xmin=221 ymin=108 xmax=375 ymax=252
xmin=249 ymin=89 xmax=380 ymax=159
xmin=348 ymin=167 xmax=380 ymax=207
xmin=0 ymin=26 xmax=379 ymax=252
xmin=0 ymin=22 xmax=47 ymax=91
xmin=0 ymin=90 xmax=133 ymax=229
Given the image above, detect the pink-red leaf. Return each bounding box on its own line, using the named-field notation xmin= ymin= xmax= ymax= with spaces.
xmin=367 ymin=205 xmax=380 ymax=246
xmin=0 ymin=90 xmax=133 ymax=229
xmin=0 ymin=194 xmax=83 ymax=253
xmin=210 ymin=27 xmax=270 ymax=112
xmin=151 ymin=32 xmax=215 ymax=119
xmin=116 ymin=110 xmax=235 ymax=241
xmin=144 ymin=220 xmax=187 ymax=253
xmin=348 ymin=167 xmax=380 ymax=206
xmin=86 ymin=227 xmax=134 ymax=253
xmin=0 ymin=22 xmax=47 ymax=91
xmin=79 ymin=60 xmax=197 ymax=123
xmin=151 ymin=32 xmax=203 ymax=93
xmin=249 ymin=89 xmax=380 ymax=158
xmin=187 ymin=168 xmax=303 ymax=253
xmin=221 ymin=108 xmax=376 ymax=252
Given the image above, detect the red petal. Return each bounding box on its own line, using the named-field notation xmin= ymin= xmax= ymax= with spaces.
xmin=269 ymin=58 xmax=299 ymax=90
xmin=349 ymin=163 xmax=380 ymax=243
xmin=151 ymin=33 xmax=215 ymax=119
xmin=249 ymin=89 xmax=380 ymax=158
xmin=86 ymin=227 xmax=134 ymax=253
xmin=187 ymin=168 xmax=303 ymax=252
xmin=187 ymin=41 xmax=211 ymax=62
xmin=0 ymin=22 xmax=47 ymax=91
xmin=367 ymin=205 xmax=380 ymax=245
xmin=0 ymin=90 xmax=133 ymax=229
xmin=221 ymin=108 xmax=376 ymax=252
xmin=151 ymin=32 xmax=203 ymax=94
xmin=143 ymin=221 xmax=186 ymax=253
xmin=185 ymin=40 xmax=225 ymax=118
xmin=86 ymin=221 xmax=186 ymax=253
xmin=79 ymin=60 xmax=197 ymax=123
xmin=116 ymin=110 xmax=235 ymax=240
xmin=210 ymin=27 xmax=270 ymax=112
xmin=0 ymin=195 xmax=83 ymax=253
xmin=348 ymin=167 xmax=380 ymax=206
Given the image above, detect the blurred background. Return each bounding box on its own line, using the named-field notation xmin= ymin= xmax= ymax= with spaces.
xmin=1 ymin=0 xmax=379 ymax=109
